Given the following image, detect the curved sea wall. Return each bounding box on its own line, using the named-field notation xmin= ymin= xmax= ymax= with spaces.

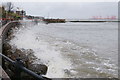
xmin=1 ymin=21 xmax=20 ymax=41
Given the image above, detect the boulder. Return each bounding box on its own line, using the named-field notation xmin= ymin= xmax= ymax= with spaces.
xmin=28 ymin=64 xmax=48 ymax=75
xmin=3 ymin=43 xmax=11 ymax=52
xmin=3 ymin=43 xmax=12 ymax=56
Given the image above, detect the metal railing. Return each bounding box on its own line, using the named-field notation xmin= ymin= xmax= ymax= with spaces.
xmin=0 ymin=53 xmax=51 ymax=80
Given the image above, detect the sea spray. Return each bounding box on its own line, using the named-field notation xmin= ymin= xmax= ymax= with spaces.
xmin=9 ymin=22 xmax=73 ymax=78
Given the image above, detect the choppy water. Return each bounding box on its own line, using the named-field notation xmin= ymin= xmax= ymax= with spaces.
xmin=9 ymin=21 xmax=118 ymax=78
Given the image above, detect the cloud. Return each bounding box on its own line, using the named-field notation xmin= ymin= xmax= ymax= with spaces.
xmin=13 ymin=2 xmax=118 ymax=19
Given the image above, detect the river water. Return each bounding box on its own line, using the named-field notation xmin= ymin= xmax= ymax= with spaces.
xmin=9 ymin=21 xmax=118 ymax=78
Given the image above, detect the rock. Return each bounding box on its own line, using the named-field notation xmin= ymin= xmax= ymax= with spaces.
xmin=10 ymin=49 xmax=22 ymax=60
xmin=3 ymin=43 xmax=12 ymax=56
xmin=7 ymin=29 xmax=13 ymax=36
xmin=10 ymin=49 xmax=37 ymax=68
xmin=23 ymin=49 xmax=37 ymax=64
xmin=15 ymin=49 xmax=23 ymax=55
xmin=28 ymin=64 xmax=48 ymax=75
xmin=3 ymin=43 xmax=11 ymax=52
xmin=6 ymin=50 xmax=13 ymax=57
xmin=7 ymin=35 xmax=15 ymax=40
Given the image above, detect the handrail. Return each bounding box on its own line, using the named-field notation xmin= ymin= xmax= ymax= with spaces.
xmin=0 ymin=53 xmax=51 ymax=80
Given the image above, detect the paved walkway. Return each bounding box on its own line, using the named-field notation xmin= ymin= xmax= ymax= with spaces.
xmin=0 ymin=66 xmax=11 ymax=79
xmin=0 ymin=25 xmax=5 ymax=36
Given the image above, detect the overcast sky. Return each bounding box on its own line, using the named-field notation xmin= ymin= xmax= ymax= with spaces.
xmin=12 ymin=2 xmax=118 ymax=19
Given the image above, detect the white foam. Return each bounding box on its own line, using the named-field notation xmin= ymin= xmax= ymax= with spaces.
xmin=10 ymin=22 xmax=73 ymax=78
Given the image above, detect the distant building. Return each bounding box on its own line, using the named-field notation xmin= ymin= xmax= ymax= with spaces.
xmin=16 ymin=9 xmax=26 ymax=17
xmin=25 ymin=15 xmax=34 ymax=19
xmin=25 ymin=15 xmax=44 ymax=21
xmin=92 ymin=16 xmax=117 ymax=21
xmin=34 ymin=16 xmax=44 ymax=21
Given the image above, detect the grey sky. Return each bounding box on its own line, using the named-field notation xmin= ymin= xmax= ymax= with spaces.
xmin=13 ymin=2 xmax=118 ymax=19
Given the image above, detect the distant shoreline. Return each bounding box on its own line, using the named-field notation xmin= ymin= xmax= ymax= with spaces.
xmin=69 ymin=21 xmax=119 ymax=22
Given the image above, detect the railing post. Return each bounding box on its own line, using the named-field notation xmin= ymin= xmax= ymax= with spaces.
xmin=14 ymin=58 xmax=24 ymax=80
xmin=14 ymin=66 xmax=21 ymax=80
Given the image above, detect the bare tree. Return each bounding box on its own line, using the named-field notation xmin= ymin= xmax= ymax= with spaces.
xmin=5 ymin=2 xmax=14 ymax=12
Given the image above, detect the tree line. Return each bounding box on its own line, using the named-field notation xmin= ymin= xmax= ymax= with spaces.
xmin=1 ymin=2 xmax=26 ymax=21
